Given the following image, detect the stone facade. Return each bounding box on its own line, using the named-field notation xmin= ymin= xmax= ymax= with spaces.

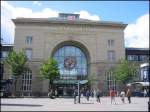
xmin=4 ymin=16 xmax=127 ymax=96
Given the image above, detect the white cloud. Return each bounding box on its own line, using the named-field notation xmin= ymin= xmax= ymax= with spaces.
xmin=33 ymin=1 xmax=42 ymax=6
xmin=124 ymin=13 xmax=149 ymax=48
xmin=75 ymin=10 xmax=100 ymax=21
xmin=1 ymin=1 xmax=101 ymax=44
xmin=2 ymin=1 xmax=149 ymax=49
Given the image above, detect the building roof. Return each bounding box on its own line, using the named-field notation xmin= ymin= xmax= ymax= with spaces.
xmin=126 ymin=47 xmax=149 ymax=51
xmin=1 ymin=44 xmax=13 ymax=46
xmin=12 ymin=17 xmax=127 ymax=28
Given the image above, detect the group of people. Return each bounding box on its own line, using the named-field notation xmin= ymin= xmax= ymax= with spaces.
xmin=110 ymin=88 xmax=132 ymax=104
xmin=73 ymin=88 xmax=102 ymax=104
xmin=73 ymin=88 xmax=132 ymax=104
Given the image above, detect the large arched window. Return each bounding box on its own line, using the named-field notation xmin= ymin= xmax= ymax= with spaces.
xmin=53 ymin=45 xmax=88 ymax=80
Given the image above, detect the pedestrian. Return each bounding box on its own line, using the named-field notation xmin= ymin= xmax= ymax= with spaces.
xmin=144 ymin=89 xmax=147 ymax=97
xmin=120 ymin=90 xmax=125 ymax=103
xmin=110 ymin=89 xmax=116 ymax=104
xmin=96 ymin=89 xmax=101 ymax=103
xmin=126 ymin=88 xmax=132 ymax=103
xmin=55 ymin=89 xmax=58 ymax=98
xmin=73 ymin=89 xmax=78 ymax=104
xmin=48 ymin=89 xmax=53 ymax=99
xmin=86 ymin=90 xmax=90 ymax=101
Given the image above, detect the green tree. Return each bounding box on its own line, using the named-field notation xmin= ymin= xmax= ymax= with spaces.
xmin=5 ymin=50 xmax=28 ymax=96
xmin=40 ymin=58 xmax=60 ymax=92
xmin=113 ymin=59 xmax=138 ymax=84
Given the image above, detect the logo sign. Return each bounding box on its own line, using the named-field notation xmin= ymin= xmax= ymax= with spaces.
xmin=64 ymin=56 xmax=76 ymax=70
xmin=67 ymin=15 xmax=76 ymax=21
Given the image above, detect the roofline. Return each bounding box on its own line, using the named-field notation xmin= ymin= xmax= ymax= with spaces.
xmin=12 ymin=18 xmax=127 ymax=28
xmin=125 ymin=47 xmax=149 ymax=50
xmin=2 ymin=44 xmax=14 ymax=46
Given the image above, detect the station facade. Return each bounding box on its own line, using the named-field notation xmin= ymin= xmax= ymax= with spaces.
xmin=4 ymin=13 xmax=127 ymax=96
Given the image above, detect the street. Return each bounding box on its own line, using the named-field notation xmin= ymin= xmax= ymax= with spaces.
xmin=1 ymin=97 xmax=149 ymax=111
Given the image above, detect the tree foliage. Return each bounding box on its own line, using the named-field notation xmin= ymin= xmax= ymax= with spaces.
xmin=5 ymin=50 xmax=27 ymax=77
xmin=40 ymin=58 xmax=60 ymax=89
xmin=5 ymin=50 xmax=28 ymax=96
xmin=113 ymin=59 xmax=138 ymax=84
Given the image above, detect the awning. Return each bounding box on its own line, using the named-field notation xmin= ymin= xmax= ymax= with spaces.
xmin=53 ymin=80 xmax=88 ymax=85
xmin=126 ymin=82 xmax=149 ymax=87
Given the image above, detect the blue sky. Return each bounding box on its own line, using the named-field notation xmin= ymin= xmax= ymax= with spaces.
xmin=1 ymin=1 xmax=149 ymax=48
xmin=7 ymin=1 xmax=149 ymax=23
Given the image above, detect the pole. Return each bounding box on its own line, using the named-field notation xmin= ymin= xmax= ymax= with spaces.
xmin=78 ymin=82 xmax=80 ymax=103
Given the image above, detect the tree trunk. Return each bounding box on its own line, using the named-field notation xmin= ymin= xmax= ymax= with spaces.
xmin=12 ymin=76 xmax=18 ymax=97
xmin=48 ymin=80 xmax=54 ymax=98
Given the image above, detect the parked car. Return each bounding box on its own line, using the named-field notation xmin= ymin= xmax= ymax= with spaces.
xmin=0 ymin=79 xmax=12 ymax=98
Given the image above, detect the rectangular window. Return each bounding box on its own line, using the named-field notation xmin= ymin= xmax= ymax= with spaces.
xmin=2 ymin=51 xmax=9 ymax=58
xmin=107 ymin=51 xmax=115 ymax=61
xmin=127 ymin=55 xmax=138 ymax=61
xmin=108 ymin=40 xmax=114 ymax=46
xmin=25 ymin=36 xmax=33 ymax=44
xmin=107 ymin=71 xmax=116 ymax=90
xmin=25 ymin=48 xmax=32 ymax=60
xmin=140 ymin=55 xmax=147 ymax=61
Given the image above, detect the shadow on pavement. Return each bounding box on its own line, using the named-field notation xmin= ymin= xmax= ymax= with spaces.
xmin=1 ymin=103 xmax=43 ymax=107
xmin=81 ymin=102 xmax=94 ymax=104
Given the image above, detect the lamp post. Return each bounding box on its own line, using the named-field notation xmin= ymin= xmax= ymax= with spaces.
xmin=78 ymin=82 xmax=80 ymax=103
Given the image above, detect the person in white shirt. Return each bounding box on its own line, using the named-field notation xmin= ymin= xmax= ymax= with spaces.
xmin=120 ymin=90 xmax=125 ymax=103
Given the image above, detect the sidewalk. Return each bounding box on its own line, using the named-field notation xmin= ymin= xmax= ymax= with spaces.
xmin=1 ymin=97 xmax=149 ymax=111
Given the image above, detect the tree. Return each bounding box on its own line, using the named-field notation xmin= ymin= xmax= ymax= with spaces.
xmin=113 ymin=59 xmax=139 ymax=84
xmin=40 ymin=58 xmax=60 ymax=93
xmin=5 ymin=50 xmax=28 ymax=96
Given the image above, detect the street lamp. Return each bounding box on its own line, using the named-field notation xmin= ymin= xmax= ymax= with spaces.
xmin=76 ymin=80 xmax=88 ymax=104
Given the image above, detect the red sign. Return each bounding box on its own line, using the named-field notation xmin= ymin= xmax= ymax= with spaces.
xmin=67 ymin=16 xmax=76 ymax=21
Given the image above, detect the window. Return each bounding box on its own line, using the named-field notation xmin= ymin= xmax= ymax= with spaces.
xmin=2 ymin=51 xmax=9 ymax=58
xmin=25 ymin=49 xmax=32 ymax=60
xmin=22 ymin=69 xmax=32 ymax=96
xmin=25 ymin=36 xmax=33 ymax=44
xmin=107 ymin=71 xmax=116 ymax=90
xmin=127 ymin=55 xmax=138 ymax=61
xmin=53 ymin=46 xmax=88 ymax=80
xmin=107 ymin=51 xmax=115 ymax=61
xmin=108 ymin=40 xmax=114 ymax=46
xmin=140 ymin=55 xmax=148 ymax=61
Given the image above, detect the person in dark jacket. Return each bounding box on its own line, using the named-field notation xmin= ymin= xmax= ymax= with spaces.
xmin=86 ymin=90 xmax=90 ymax=101
xmin=73 ymin=89 xmax=78 ymax=104
xmin=96 ymin=89 xmax=101 ymax=103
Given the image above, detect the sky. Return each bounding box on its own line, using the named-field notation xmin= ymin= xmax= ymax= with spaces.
xmin=1 ymin=1 xmax=149 ymax=48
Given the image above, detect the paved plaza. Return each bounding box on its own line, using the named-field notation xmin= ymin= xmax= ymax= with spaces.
xmin=1 ymin=97 xmax=149 ymax=111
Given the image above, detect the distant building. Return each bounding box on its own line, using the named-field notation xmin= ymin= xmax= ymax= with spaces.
xmin=0 ymin=44 xmax=13 ymax=79
xmin=125 ymin=48 xmax=149 ymax=62
xmin=125 ymin=48 xmax=149 ymax=82
xmin=140 ymin=63 xmax=149 ymax=82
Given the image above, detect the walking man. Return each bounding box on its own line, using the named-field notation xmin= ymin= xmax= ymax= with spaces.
xmin=126 ymin=88 xmax=132 ymax=103
xmin=73 ymin=89 xmax=78 ymax=104
xmin=96 ymin=89 xmax=101 ymax=103
xmin=86 ymin=90 xmax=90 ymax=101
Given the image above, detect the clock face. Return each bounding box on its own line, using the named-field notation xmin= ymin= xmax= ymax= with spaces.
xmin=64 ymin=56 xmax=76 ymax=70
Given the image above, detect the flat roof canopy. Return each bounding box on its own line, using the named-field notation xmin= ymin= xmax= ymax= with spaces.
xmin=127 ymin=82 xmax=149 ymax=87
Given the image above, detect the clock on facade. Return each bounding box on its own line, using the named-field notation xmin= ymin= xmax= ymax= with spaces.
xmin=64 ymin=56 xmax=76 ymax=70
